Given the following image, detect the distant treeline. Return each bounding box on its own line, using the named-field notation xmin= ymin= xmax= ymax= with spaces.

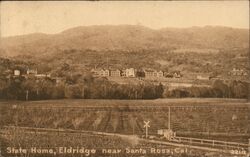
xmin=0 ymin=75 xmax=164 ymax=100
xmin=0 ymin=75 xmax=248 ymax=100
xmin=164 ymin=80 xmax=249 ymax=99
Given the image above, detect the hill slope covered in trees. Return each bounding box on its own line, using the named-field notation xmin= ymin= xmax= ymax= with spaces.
xmin=0 ymin=25 xmax=249 ymax=57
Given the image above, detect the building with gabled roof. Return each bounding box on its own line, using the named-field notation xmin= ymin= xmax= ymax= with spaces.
xmin=27 ymin=69 xmax=38 ymax=75
xmin=91 ymin=68 xmax=110 ymax=77
xmin=144 ymin=69 xmax=164 ymax=78
xmin=125 ymin=68 xmax=136 ymax=77
xmin=110 ymin=69 xmax=121 ymax=77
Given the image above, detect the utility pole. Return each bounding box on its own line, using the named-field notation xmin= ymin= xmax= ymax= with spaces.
xmin=133 ymin=120 xmax=135 ymax=135
xmin=133 ymin=123 xmax=134 ymax=135
xmin=143 ymin=120 xmax=150 ymax=138
xmin=168 ymin=106 xmax=171 ymax=130
xmin=133 ymin=117 xmax=137 ymax=135
xmin=26 ymin=90 xmax=29 ymax=101
xmin=82 ymin=86 xmax=85 ymax=98
xmin=107 ymin=57 xmax=109 ymax=69
xmin=248 ymin=48 xmax=250 ymax=102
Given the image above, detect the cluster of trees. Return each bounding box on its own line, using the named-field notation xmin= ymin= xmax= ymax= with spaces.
xmin=0 ymin=77 xmax=62 ymax=100
xmin=163 ymin=80 xmax=249 ymax=99
xmin=0 ymin=75 xmax=164 ymax=100
xmin=0 ymin=71 xmax=248 ymax=100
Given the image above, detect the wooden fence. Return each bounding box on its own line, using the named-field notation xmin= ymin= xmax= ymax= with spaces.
xmin=172 ymin=136 xmax=249 ymax=150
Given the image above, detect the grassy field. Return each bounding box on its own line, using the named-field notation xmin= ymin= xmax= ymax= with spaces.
xmin=0 ymin=98 xmax=249 ymax=107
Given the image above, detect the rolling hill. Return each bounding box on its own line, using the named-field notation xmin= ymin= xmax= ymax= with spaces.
xmin=0 ymin=25 xmax=249 ymax=58
xmin=0 ymin=25 xmax=249 ymax=79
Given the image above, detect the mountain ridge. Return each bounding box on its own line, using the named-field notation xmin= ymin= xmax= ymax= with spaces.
xmin=0 ymin=25 xmax=249 ymax=57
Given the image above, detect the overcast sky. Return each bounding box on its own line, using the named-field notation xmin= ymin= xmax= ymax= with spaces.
xmin=0 ymin=1 xmax=249 ymax=37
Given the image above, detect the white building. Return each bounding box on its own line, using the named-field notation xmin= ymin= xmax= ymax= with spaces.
xmin=197 ymin=75 xmax=211 ymax=80
xmin=14 ymin=70 xmax=21 ymax=76
xmin=35 ymin=74 xmax=51 ymax=78
xmin=125 ymin=68 xmax=136 ymax=77
xmin=157 ymin=129 xmax=176 ymax=140
xmin=100 ymin=69 xmax=110 ymax=77
xmin=157 ymin=71 xmax=164 ymax=77
xmin=91 ymin=68 xmax=110 ymax=77
xmin=110 ymin=69 xmax=121 ymax=77
xmin=27 ymin=69 xmax=38 ymax=75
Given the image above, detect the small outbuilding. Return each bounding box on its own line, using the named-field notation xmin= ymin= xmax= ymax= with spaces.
xmin=157 ymin=129 xmax=176 ymax=140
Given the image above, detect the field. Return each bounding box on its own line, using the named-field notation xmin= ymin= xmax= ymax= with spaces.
xmin=0 ymin=98 xmax=249 ymax=157
xmin=1 ymin=99 xmax=249 ymax=139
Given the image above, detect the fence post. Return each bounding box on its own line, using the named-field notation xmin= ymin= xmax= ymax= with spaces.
xmin=212 ymin=140 xmax=215 ymax=147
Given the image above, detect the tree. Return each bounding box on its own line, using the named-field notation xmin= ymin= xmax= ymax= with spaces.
xmin=212 ymin=80 xmax=229 ymax=98
xmin=65 ymin=84 xmax=82 ymax=99
xmin=155 ymin=83 xmax=164 ymax=98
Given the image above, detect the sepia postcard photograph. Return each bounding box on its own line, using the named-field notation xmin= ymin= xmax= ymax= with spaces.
xmin=0 ymin=1 xmax=249 ymax=157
